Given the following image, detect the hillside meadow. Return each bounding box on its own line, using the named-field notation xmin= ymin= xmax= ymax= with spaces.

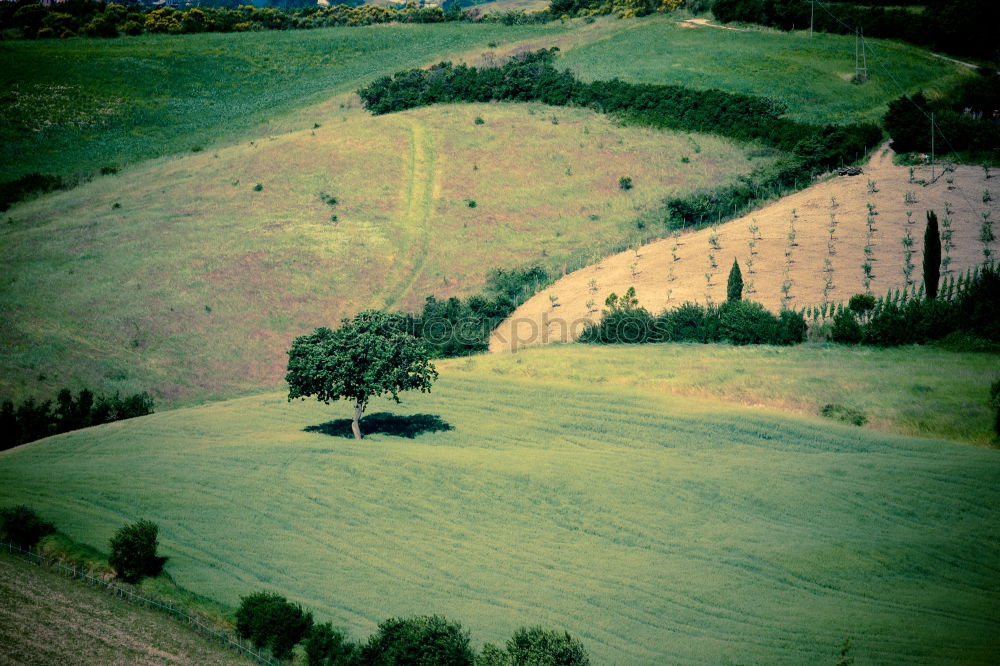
xmin=1 ymin=345 xmax=999 ymax=664
xmin=0 ymin=21 xmax=569 ymax=183
xmin=0 ymin=102 xmax=769 ymax=405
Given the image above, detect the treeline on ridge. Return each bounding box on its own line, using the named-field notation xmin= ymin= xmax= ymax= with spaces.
xmin=358 ymin=48 xmax=881 ymax=227
xmin=710 ymin=0 xmax=1000 ymax=64
xmin=1 ymin=388 xmax=154 ymax=450
xmin=883 ymin=72 xmax=1000 ymax=161
xmin=0 ymin=0 xmax=546 ymax=40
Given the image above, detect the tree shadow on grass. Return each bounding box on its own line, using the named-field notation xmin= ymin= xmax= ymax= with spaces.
xmin=304 ymin=412 xmax=453 ymax=439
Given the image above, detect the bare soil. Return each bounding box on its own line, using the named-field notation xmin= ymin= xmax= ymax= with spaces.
xmin=0 ymin=555 xmax=245 ymax=666
xmin=491 ymin=146 xmax=999 ymax=350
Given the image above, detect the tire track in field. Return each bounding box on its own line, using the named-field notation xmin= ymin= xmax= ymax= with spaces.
xmin=379 ymin=118 xmax=439 ymax=310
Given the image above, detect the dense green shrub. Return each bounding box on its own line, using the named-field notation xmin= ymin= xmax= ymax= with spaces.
xmin=506 ymin=627 xmax=590 ymax=666
xmin=236 ymin=591 xmax=314 ymax=662
xmin=358 ymin=615 xmax=474 ymax=666
xmin=305 ymin=622 xmax=357 ymax=666
xmin=717 ymin=300 xmax=776 ymax=345
xmin=0 ymin=505 xmax=55 ymax=549
xmin=829 ymin=309 xmax=863 ymax=344
xmin=0 ymin=172 xmax=65 ymax=211
xmin=108 ymin=519 xmax=165 ymax=583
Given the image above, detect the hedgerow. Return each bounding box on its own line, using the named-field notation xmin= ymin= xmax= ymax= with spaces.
xmin=577 ymin=288 xmax=808 ymax=346
xmin=830 ymin=264 xmax=1000 ymax=346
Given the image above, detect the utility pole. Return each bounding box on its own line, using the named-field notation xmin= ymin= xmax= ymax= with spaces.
xmin=810 ymin=0 xmax=814 ymax=37
xmin=854 ymin=29 xmax=868 ymax=83
xmin=931 ymin=112 xmax=935 ymax=180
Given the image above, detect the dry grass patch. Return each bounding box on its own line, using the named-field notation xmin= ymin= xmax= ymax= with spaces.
xmin=1 ymin=103 xmax=765 ymax=406
xmin=493 ymin=146 xmax=1000 ymax=350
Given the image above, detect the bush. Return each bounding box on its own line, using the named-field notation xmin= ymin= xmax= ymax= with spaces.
xmin=237 ymin=592 xmax=314 ymax=662
xmin=0 ymin=505 xmax=55 ymax=549
xmin=830 ymin=309 xmax=862 ymax=344
xmin=505 ymin=627 xmax=590 ymax=665
xmin=305 ymin=622 xmax=356 ymax=666
xmin=821 ymin=403 xmax=867 ymax=427
xmin=108 ymin=519 xmax=164 ymax=583
xmin=775 ymin=309 xmax=807 ymax=345
xmin=717 ymin=300 xmax=777 ymax=345
xmin=359 ymin=615 xmax=474 ymax=665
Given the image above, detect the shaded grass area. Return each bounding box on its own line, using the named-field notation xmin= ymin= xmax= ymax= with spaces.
xmin=305 ymin=412 xmax=453 ymax=439
xmin=0 ymin=552 xmax=246 ymax=665
xmin=445 ymin=343 xmax=1000 ymax=446
xmin=557 ymin=16 xmax=969 ymax=125
xmin=0 ymin=22 xmax=568 ymax=183
xmin=1 ymin=347 xmax=998 ymax=663
xmin=0 ymin=103 xmax=766 ymax=406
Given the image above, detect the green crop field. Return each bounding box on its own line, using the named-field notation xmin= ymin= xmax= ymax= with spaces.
xmin=2 ymin=345 xmax=998 ymax=664
xmin=0 ymin=102 xmax=769 ymax=405
xmin=0 ymin=22 xmax=569 ymax=183
xmin=556 ymin=16 xmax=969 ymax=124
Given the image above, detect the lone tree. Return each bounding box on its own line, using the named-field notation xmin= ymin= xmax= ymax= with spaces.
xmin=924 ymin=210 xmax=941 ymax=299
xmin=286 ymin=311 xmax=438 ymax=440
xmin=726 ymin=258 xmax=743 ymax=302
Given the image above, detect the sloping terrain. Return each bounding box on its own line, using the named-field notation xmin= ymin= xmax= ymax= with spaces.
xmin=0 ymin=554 xmax=245 ymax=666
xmin=492 ymin=147 xmax=1000 ymax=350
xmin=1 ymin=345 xmax=998 ymax=664
xmin=0 ymin=102 xmax=765 ymax=405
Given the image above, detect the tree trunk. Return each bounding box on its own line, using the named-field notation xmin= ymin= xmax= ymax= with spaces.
xmin=352 ymin=401 xmax=364 ymax=440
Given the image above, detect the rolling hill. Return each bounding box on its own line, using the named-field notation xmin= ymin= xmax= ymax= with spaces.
xmin=1 ymin=344 xmax=998 ymax=664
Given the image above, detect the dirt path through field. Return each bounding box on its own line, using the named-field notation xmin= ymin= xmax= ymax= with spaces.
xmin=491 ymin=145 xmax=999 ymax=351
xmin=380 ymin=119 xmax=440 ymax=309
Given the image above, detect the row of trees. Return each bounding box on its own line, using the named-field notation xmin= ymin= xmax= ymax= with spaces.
xmin=0 ymin=0 xmax=534 ymax=39
xmin=0 ymin=388 xmax=154 ymax=451
xmin=883 ymin=74 xmax=1000 ymax=161
xmin=710 ymin=0 xmax=1000 ymax=64
xmin=578 ymin=283 xmax=808 ymax=345
xmin=829 ymin=263 xmax=1000 ymax=346
xmin=236 ymin=591 xmax=591 ymax=665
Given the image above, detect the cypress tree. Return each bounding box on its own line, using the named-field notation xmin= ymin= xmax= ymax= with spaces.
xmin=726 ymin=258 xmax=743 ymax=302
xmin=924 ymin=210 xmax=941 ymax=299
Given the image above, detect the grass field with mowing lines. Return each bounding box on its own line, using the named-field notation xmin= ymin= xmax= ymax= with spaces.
xmin=556 ymin=16 xmax=969 ymax=124
xmin=1 ymin=103 xmax=766 ymax=405
xmin=1 ymin=345 xmax=998 ymax=664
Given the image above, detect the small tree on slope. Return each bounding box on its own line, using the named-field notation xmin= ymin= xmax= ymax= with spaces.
xmin=924 ymin=210 xmax=941 ymax=300
xmin=727 ymin=258 xmax=743 ymax=302
xmin=286 ymin=311 xmax=438 ymax=440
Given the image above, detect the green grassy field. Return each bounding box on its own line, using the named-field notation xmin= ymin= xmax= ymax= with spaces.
xmin=0 ymin=102 xmax=769 ymax=405
xmin=0 ymin=22 xmax=568 ymax=183
xmin=2 ymin=344 xmax=998 ymax=664
xmin=556 ymin=16 xmax=969 ymax=124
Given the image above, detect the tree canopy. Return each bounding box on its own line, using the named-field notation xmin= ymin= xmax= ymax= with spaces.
xmin=286 ymin=311 xmax=438 ymax=439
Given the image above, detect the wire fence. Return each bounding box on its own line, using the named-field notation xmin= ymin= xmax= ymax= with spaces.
xmin=1 ymin=541 xmax=280 ymax=666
